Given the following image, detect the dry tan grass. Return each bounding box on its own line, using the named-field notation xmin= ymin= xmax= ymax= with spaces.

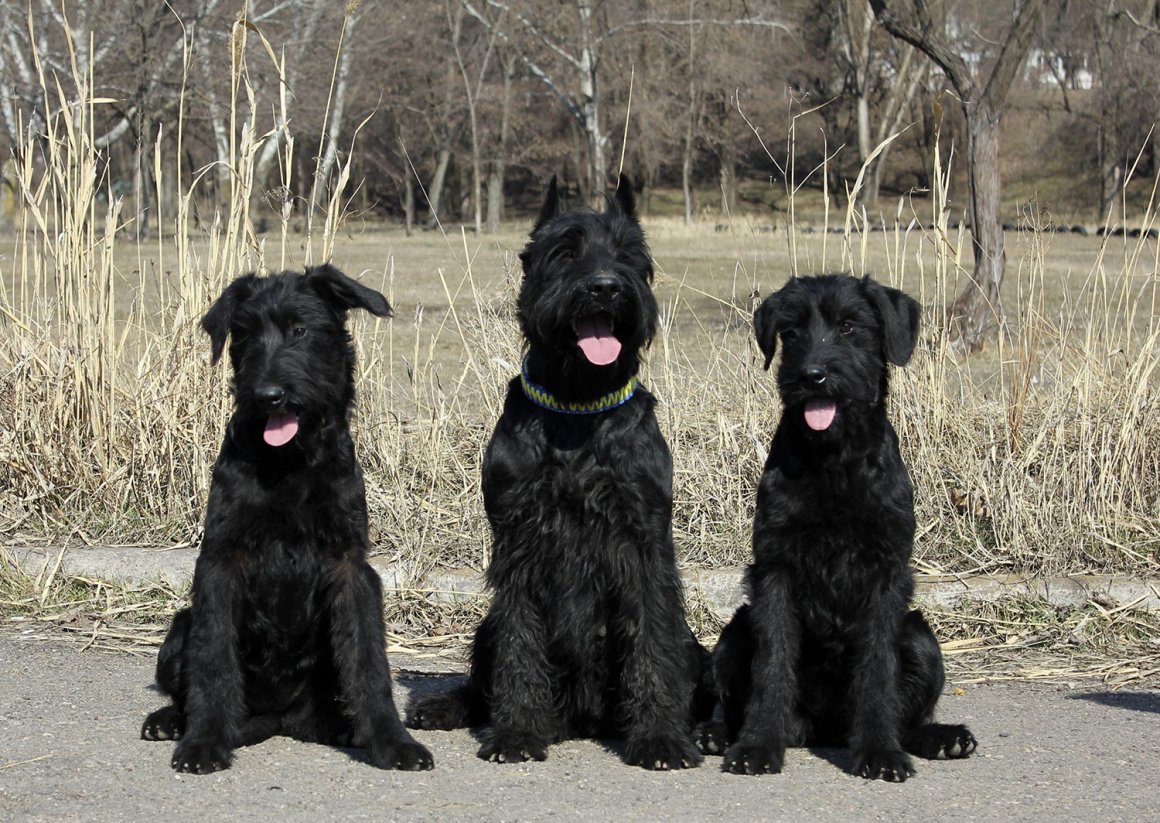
xmin=0 ymin=26 xmax=1157 ymax=606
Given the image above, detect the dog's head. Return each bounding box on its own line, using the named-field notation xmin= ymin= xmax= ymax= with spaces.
xmin=753 ymin=273 xmax=920 ymax=435
xmin=516 ymin=175 xmax=658 ymax=401
xmin=201 ymin=264 xmax=391 ymax=448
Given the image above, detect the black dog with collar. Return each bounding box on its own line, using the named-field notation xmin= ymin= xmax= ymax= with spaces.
xmin=408 ymin=177 xmax=712 ymax=769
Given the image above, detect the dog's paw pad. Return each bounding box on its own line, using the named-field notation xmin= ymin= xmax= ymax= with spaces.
xmin=171 ymin=741 xmax=232 ymax=774
xmin=626 ymin=736 xmax=703 ymax=771
xmin=477 ymin=730 xmax=548 ymax=764
xmin=141 ymin=706 xmax=183 ymax=741
xmin=907 ymin=723 xmax=978 ymax=760
xmin=937 ymin=727 xmax=977 ymax=759
xmin=854 ymin=749 xmax=915 ymax=782
xmin=722 ymin=742 xmax=784 ymax=776
xmin=406 ymin=694 xmax=468 ymax=731
xmin=694 ymin=720 xmax=727 ymax=755
xmin=370 ymin=737 xmax=435 ymax=771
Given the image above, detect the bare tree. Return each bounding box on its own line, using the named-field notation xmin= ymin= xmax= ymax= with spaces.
xmin=870 ymin=0 xmax=1047 ymax=353
xmin=822 ymin=0 xmax=928 ymax=210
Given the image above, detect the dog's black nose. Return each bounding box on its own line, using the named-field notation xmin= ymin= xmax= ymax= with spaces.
xmin=586 ymin=274 xmax=622 ymax=297
xmin=801 ymin=365 xmax=827 ymax=385
xmin=254 ymin=384 xmax=286 ymax=407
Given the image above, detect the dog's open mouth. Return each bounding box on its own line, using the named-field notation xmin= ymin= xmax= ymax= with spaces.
xmin=263 ymin=411 xmax=300 ymax=447
xmin=804 ymin=399 xmax=837 ymax=431
xmin=575 ymin=314 xmax=622 ymax=366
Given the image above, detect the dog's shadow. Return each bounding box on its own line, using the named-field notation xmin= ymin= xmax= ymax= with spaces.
xmin=1068 ymin=691 xmax=1160 ymax=714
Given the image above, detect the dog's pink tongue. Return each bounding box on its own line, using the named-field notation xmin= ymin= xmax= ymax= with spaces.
xmin=263 ymin=412 xmax=299 ymax=447
xmin=804 ymin=399 xmax=837 ymax=431
xmin=576 ymin=316 xmax=622 ymax=366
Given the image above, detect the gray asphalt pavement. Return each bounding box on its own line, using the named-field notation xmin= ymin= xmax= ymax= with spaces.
xmin=1 ymin=630 xmax=1157 ymax=822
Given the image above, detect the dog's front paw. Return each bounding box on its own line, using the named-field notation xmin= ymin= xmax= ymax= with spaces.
xmin=477 ymin=728 xmax=548 ymax=764
xmin=625 ymin=735 xmax=703 ymax=770
xmin=171 ymin=739 xmax=233 ymax=774
xmin=722 ymin=741 xmax=785 ymax=775
xmin=694 ymin=719 xmax=728 ymax=755
xmin=368 ymin=734 xmax=435 ymax=771
xmin=853 ymin=748 xmax=915 ymax=782
xmin=142 ymin=706 xmax=184 ymax=741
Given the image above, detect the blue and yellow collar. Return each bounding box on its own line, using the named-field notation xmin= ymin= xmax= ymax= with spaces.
xmin=520 ymin=357 xmax=637 ymax=415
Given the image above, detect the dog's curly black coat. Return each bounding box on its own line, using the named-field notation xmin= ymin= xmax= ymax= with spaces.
xmin=408 ymin=177 xmax=712 ymax=769
xmin=141 ymin=265 xmax=433 ymax=774
xmin=704 ymin=273 xmax=976 ymax=781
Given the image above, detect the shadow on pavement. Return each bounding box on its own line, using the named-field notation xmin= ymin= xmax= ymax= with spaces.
xmin=1069 ymin=691 xmax=1160 ymax=714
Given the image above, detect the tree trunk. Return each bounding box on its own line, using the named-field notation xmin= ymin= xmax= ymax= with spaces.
xmin=404 ymin=166 xmax=415 ymax=237
xmin=428 ymin=146 xmax=452 ymax=224
xmin=682 ymin=134 xmax=695 ymax=226
xmin=949 ymin=101 xmax=1005 ymax=350
xmin=719 ymin=139 xmax=737 ymax=216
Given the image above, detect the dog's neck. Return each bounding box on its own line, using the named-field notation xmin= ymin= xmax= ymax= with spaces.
xmin=520 ymin=356 xmax=637 ymax=415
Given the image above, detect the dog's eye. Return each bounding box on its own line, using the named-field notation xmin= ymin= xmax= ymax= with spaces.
xmin=838 ymin=321 xmax=855 ymax=336
xmin=291 ymin=325 xmax=307 ymax=340
xmin=779 ymin=327 xmax=797 ymax=341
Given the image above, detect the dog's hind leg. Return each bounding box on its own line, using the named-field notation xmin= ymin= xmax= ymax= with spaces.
xmin=328 ymin=559 xmax=434 ymax=771
xmin=142 ymin=609 xmax=191 ymax=741
xmin=898 ymin=610 xmax=978 ymax=760
xmin=236 ymin=714 xmax=282 ymax=747
xmin=407 ymin=681 xmax=488 ymax=730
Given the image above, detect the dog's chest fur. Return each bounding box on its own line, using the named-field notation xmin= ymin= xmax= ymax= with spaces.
xmin=483 ymin=387 xmax=671 ymax=602
xmin=755 ymin=420 xmax=916 ymax=632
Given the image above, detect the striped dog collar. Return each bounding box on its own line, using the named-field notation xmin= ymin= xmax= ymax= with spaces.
xmin=520 ymin=358 xmax=637 ymax=415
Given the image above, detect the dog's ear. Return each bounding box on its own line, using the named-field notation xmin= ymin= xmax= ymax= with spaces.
xmin=306 ymin=264 xmax=392 ymax=318
xmin=611 ymin=175 xmax=637 ymax=220
xmin=865 ymin=279 xmax=921 ymax=366
xmin=532 ymin=175 xmax=562 ymax=233
xmin=201 ymin=274 xmax=259 ymax=365
xmin=753 ymin=292 xmax=782 ymax=370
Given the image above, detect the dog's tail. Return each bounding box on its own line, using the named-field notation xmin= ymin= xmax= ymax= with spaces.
xmin=406 ymin=681 xmax=488 ymax=731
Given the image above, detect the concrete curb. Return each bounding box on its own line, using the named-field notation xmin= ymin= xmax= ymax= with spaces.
xmin=7 ymin=544 xmax=1159 ymax=618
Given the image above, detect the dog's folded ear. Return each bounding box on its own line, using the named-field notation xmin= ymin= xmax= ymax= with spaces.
xmin=532 ymin=175 xmax=562 ymax=234
xmin=753 ymin=293 xmax=781 ymax=370
xmin=864 ymin=279 xmax=921 ymax=366
xmin=612 ymin=175 xmax=637 ymax=221
xmin=201 ymin=273 xmax=259 ymax=365
xmin=305 ymin=264 xmax=392 ymax=318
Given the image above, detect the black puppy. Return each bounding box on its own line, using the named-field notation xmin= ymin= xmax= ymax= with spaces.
xmin=707 ymin=273 xmax=976 ymax=781
xmin=141 ymin=264 xmax=433 ymax=774
xmin=408 ymin=177 xmax=710 ymax=769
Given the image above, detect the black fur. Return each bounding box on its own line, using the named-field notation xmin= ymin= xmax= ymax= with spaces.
xmin=704 ymin=273 xmax=976 ymax=781
xmin=407 ymin=177 xmax=712 ymax=769
xmin=141 ymin=264 xmax=433 ymax=774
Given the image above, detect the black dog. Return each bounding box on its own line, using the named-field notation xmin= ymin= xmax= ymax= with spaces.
xmin=407 ymin=177 xmax=710 ymax=769
xmin=705 ymin=273 xmax=976 ymax=781
xmin=141 ymin=264 xmax=433 ymax=774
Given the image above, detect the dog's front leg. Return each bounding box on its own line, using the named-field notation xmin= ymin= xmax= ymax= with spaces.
xmin=328 ymin=559 xmax=433 ymax=770
xmin=171 ymin=559 xmax=245 ymax=774
xmin=722 ymin=567 xmax=800 ymax=776
xmin=848 ymin=596 xmax=915 ymax=782
xmin=476 ymin=588 xmax=558 ymax=763
xmin=618 ymin=581 xmax=704 ymax=770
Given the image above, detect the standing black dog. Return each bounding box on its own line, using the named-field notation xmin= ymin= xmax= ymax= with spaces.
xmin=141 ymin=264 xmax=433 ymax=774
xmin=705 ymin=273 xmax=976 ymax=781
xmin=407 ymin=177 xmax=710 ymax=769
